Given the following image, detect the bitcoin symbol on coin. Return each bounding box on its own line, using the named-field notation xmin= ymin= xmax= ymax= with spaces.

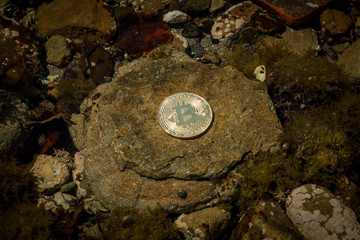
xmin=172 ymin=101 xmax=199 ymax=128
xmin=158 ymin=93 xmax=213 ymax=138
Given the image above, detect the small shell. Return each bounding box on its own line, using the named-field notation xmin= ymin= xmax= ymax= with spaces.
xmin=253 ymin=65 xmax=266 ymax=82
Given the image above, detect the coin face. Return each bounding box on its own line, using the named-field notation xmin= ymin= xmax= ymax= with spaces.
xmin=158 ymin=92 xmax=213 ymax=138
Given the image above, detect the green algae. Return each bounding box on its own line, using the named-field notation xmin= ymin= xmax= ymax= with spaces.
xmin=56 ymin=77 xmax=96 ymax=115
xmin=236 ymin=151 xmax=304 ymax=209
xmin=222 ymin=39 xmax=353 ymax=122
xmin=0 ymin=157 xmax=54 ymax=240
xmin=100 ymin=207 xmax=180 ymax=240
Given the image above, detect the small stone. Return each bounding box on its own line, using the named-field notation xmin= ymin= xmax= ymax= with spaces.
xmin=320 ymin=9 xmax=353 ymax=35
xmin=211 ymin=1 xmax=259 ymax=43
xmin=45 ymin=35 xmax=72 ymax=67
xmin=253 ymin=65 xmax=266 ymax=82
xmin=231 ymin=201 xmax=303 ymax=239
xmin=189 ymin=42 xmax=204 ymax=58
xmin=177 ymin=189 xmax=187 ymax=199
xmin=282 ymin=27 xmax=318 ymax=55
xmin=356 ymin=17 xmax=360 ymax=28
xmin=182 ymin=21 xmax=202 ymax=38
xmin=175 ymin=206 xmax=230 ymax=240
xmin=338 ymin=39 xmax=360 ymax=79
xmin=332 ymin=42 xmax=350 ymax=54
xmin=53 ymin=192 xmax=77 ymax=211
xmin=200 ymin=50 xmax=221 ymax=64
xmin=163 ymin=10 xmax=189 ymax=24
xmin=210 ymin=0 xmax=225 ymax=13
xmin=30 ymin=153 xmax=71 ymax=192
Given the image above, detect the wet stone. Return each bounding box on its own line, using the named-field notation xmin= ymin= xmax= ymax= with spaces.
xmin=231 ymin=201 xmax=303 ymax=240
xmin=338 ymin=39 xmax=360 ymax=79
xmin=281 ymin=27 xmax=319 ymax=55
xmin=45 ymin=35 xmax=72 ymax=67
xmin=37 ymin=0 xmax=116 ymax=41
xmin=286 ymin=184 xmax=360 ymax=240
xmin=182 ymin=21 xmax=202 ymax=38
xmin=252 ymin=0 xmax=334 ymax=26
xmin=320 ymin=9 xmax=353 ymax=35
xmin=70 ymin=47 xmax=282 ymax=212
xmin=175 ymin=206 xmax=231 ymax=240
xmin=211 ymin=1 xmax=260 ymax=44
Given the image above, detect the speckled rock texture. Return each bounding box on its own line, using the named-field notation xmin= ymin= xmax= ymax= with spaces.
xmin=30 ymin=151 xmax=71 ymax=192
xmin=70 ymin=47 xmax=282 ymax=212
xmin=286 ymin=184 xmax=360 ymax=240
xmin=0 ymin=91 xmax=30 ymax=155
xmin=211 ymin=1 xmax=259 ymax=43
xmin=45 ymin=35 xmax=72 ymax=67
xmin=338 ymin=39 xmax=360 ymax=79
xmin=175 ymin=206 xmax=231 ymax=240
xmin=37 ymin=0 xmax=116 ymax=41
xmin=320 ymin=9 xmax=353 ymax=35
xmin=231 ymin=201 xmax=303 ymax=240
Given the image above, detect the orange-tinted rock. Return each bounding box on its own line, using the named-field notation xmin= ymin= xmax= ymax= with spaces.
xmin=115 ymin=13 xmax=173 ymax=57
xmin=252 ymin=0 xmax=334 ymax=26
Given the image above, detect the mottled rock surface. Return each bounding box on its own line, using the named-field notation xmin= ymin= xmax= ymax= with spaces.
xmin=338 ymin=39 xmax=360 ymax=79
xmin=231 ymin=201 xmax=303 ymax=240
xmin=37 ymin=0 xmax=115 ymax=40
xmin=286 ymin=184 xmax=360 ymax=240
xmin=70 ymin=47 xmax=282 ymax=212
xmin=320 ymin=9 xmax=353 ymax=35
xmin=211 ymin=1 xmax=259 ymax=43
xmin=163 ymin=10 xmax=189 ymax=24
xmin=0 ymin=91 xmax=30 ymax=155
xmin=282 ymin=27 xmax=318 ymax=55
xmin=45 ymin=35 xmax=72 ymax=67
xmin=175 ymin=206 xmax=231 ymax=240
xmin=30 ymin=152 xmax=71 ymax=192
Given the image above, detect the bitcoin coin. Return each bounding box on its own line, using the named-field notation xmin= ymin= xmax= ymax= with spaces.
xmin=158 ymin=92 xmax=213 ymax=138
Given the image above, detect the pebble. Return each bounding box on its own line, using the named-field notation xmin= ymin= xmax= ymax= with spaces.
xmin=211 ymin=1 xmax=259 ymax=44
xmin=182 ymin=21 xmax=202 ymax=38
xmin=282 ymin=27 xmax=319 ymax=55
xmin=320 ymin=9 xmax=353 ymax=35
xmin=45 ymin=35 xmax=72 ymax=67
xmin=30 ymin=152 xmax=71 ymax=192
xmin=163 ymin=10 xmax=189 ymax=24
xmin=338 ymin=39 xmax=360 ymax=79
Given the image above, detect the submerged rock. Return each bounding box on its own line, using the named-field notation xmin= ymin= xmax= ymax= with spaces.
xmin=30 ymin=151 xmax=71 ymax=193
xmin=211 ymin=1 xmax=259 ymax=44
xmin=231 ymin=201 xmax=303 ymax=240
xmin=338 ymin=39 xmax=360 ymax=79
xmin=37 ymin=0 xmax=116 ymax=41
xmin=286 ymin=184 xmax=360 ymax=240
xmin=175 ymin=206 xmax=231 ymax=240
xmin=0 ymin=91 xmax=30 ymax=155
xmin=45 ymin=35 xmax=72 ymax=67
xmin=320 ymin=9 xmax=353 ymax=36
xmin=281 ymin=27 xmax=318 ymax=55
xmin=70 ymin=46 xmax=282 ymax=212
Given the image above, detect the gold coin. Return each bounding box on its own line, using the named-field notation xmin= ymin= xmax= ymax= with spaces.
xmin=158 ymin=92 xmax=213 ymax=138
